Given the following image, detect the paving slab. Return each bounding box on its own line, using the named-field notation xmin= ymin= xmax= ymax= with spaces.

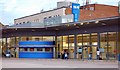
xmin=2 ymin=58 xmax=119 ymax=68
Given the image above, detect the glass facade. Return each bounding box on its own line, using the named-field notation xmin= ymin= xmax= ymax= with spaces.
xmin=1 ymin=32 xmax=118 ymax=60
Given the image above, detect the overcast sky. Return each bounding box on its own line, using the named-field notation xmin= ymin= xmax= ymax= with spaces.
xmin=0 ymin=0 xmax=119 ymax=25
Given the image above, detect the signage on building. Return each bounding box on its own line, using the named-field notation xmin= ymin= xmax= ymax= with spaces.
xmin=72 ymin=3 xmax=80 ymax=22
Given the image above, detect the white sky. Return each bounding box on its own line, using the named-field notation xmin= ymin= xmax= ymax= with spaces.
xmin=0 ymin=0 xmax=119 ymax=25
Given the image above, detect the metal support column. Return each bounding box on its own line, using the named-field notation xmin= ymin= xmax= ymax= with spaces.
xmin=68 ymin=35 xmax=70 ymax=59
xmin=98 ymin=33 xmax=100 ymax=50
xmin=74 ymin=34 xmax=77 ymax=59
xmin=106 ymin=32 xmax=109 ymax=60
xmin=14 ymin=37 xmax=17 ymax=58
xmin=82 ymin=34 xmax=84 ymax=60
xmin=5 ymin=38 xmax=7 ymax=48
xmin=55 ymin=34 xmax=57 ymax=59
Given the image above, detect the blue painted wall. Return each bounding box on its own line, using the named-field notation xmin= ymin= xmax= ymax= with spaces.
xmin=118 ymin=54 xmax=120 ymax=61
xmin=72 ymin=3 xmax=80 ymax=22
xmin=19 ymin=41 xmax=55 ymax=58
xmin=19 ymin=41 xmax=55 ymax=45
xmin=19 ymin=52 xmax=53 ymax=58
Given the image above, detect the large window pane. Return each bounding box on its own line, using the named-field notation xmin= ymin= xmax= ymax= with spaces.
xmin=69 ymin=35 xmax=74 ymax=58
xmin=100 ymin=32 xmax=107 ymax=60
xmin=91 ymin=33 xmax=98 ymax=59
xmin=57 ymin=36 xmax=63 ymax=58
xmin=108 ymin=32 xmax=117 ymax=59
xmin=43 ymin=36 xmax=54 ymax=41
xmin=83 ymin=34 xmax=90 ymax=59
xmin=77 ymin=34 xmax=82 ymax=59
xmin=63 ymin=36 xmax=68 ymax=51
xmin=83 ymin=34 xmax=90 ymax=46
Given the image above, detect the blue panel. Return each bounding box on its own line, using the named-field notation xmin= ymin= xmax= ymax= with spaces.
xmin=19 ymin=45 xmax=54 ymax=48
xmin=19 ymin=52 xmax=53 ymax=58
xmin=19 ymin=41 xmax=55 ymax=45
xmin=72 ymin=3 xmax=80 ymax=22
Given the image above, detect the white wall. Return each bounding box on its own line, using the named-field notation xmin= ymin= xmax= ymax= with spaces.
xmin=14 ymin=8 xmax=66 ymax=24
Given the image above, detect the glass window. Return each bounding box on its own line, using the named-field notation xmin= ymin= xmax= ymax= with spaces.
xmin=83 ymin=34 xmax=90 ymax=46
xmin=77 ymin=34 xmax=82 ymax=59
xmin=31 ymin=37 xmax=43 ymax=41
xmin=43 ymin=36 xmax=54 ymax=41
xmin=100 ymin=32 xmax=107 ymax=59
xmin=63 ymin=36 xmax=68 ymax=50
xmin=37 ymin=48 xmax=43 ymax=51
xmin=19 ymin=48 xmax=27 ymax=52
xmin=90 ymin=7 xmax=94 ymax=11
xmin=21 ymin=37 xmax=27 ymax=41
xmin=30 ymin=48 xmax=34 ymax=51
xmin=57 ymin=36 xmax=63 ymax=58
xmin=77 ymin=34 xmax=82 ymax=46
xmin=108 ymin=32 xmax=117 ymax=59
xmin=91 ymin=33 xmax=98 ymax=46
xmin=35 ymin=38 xmax=39 ymax=41
xmin=45 ymin=48 xmax=52 ymax=52
xmin=69 ymin=35 xmax=74 ymax=59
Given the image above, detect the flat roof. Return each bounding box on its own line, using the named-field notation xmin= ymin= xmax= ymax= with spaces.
xmin=3 ymin=16 xmax=120 ymax=29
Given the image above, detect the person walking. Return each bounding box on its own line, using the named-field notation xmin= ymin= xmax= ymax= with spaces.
xmin=97 ymin=48 xmax=100 ymax=60
xmin=64 ymin=52 xmax=68 ymax=59
xmin=6 ymin=48 xmax=11 ymax=58
xmin=61 ymin=51 xmax=64 ymax=59
xmin=89 ymin=52 xmax=92 ymax=60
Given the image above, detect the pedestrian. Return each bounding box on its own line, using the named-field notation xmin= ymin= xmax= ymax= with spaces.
xmin=97 ymin=48 xmax=100 ymax=60
xmin=78 ymin=47 xmax=82 ymax=59
xmin=99 ymin=53 xmax=102 ymax=60
xmin=58 ymin=52 xmax=60 ymax=58
xmin=6 ymin=48 xmax=11 ymax=58
xmin=61 ymin=51 xmax=64 ymax=59
xmin=89 ymin=52 xmax=92 ymax=60
xmin=64 ymin=52 xmax=68 ymax=59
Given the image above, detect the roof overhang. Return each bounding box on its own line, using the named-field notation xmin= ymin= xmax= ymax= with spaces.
xmin=1 ymin=16 xmax=119 ymax=34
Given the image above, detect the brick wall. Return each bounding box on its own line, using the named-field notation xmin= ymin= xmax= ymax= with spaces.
xmin=65 ymin=4 xmax=119 ymax=21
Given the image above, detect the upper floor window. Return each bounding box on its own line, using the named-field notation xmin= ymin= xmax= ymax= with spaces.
xmin=27 ymin=21 xmax=30 ymax=23
xmin=90 ymin=7 xmax=94 ymax=11
xmin=44 ymin=17 xmax=47 ymax=19
xmin=49 ymin=16 xmax=52 ymax=18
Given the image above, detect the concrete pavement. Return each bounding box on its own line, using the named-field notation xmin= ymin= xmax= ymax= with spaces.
xmin=2 ymin=58 xmax=119 ymax=68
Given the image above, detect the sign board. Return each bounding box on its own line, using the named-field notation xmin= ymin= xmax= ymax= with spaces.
xmin=19 ymin=41 xmax=55 ymax=48
xmin=99 ymin=48 xmax=104 ymax=53
xmin=72 ymin=3 xmax=80 ymax=22
xmin=78 ymin=48 xmax=82 ymax=53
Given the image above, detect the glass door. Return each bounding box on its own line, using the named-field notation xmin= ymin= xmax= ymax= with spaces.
xmin=83 ymin=46 xmax=90 ymax=59
xmin=82 ymin=34 xmax=90 ymax=59
xmin=92 ymin=46 xmax=97 ymax=59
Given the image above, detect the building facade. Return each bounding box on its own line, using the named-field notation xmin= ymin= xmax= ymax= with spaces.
xmin=1 ymin=1 xmax=120 ymax=60
xmin=1 ymin=16 xmax=119 ymax=59
xmin=14 ymin=2 xmax=118 ymax=25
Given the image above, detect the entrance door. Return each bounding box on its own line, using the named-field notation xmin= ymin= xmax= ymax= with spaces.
xmin=83 ymin=46 xmax=90 ymax=59
xmin=92 ymin=46 xmax=97 ymax=59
